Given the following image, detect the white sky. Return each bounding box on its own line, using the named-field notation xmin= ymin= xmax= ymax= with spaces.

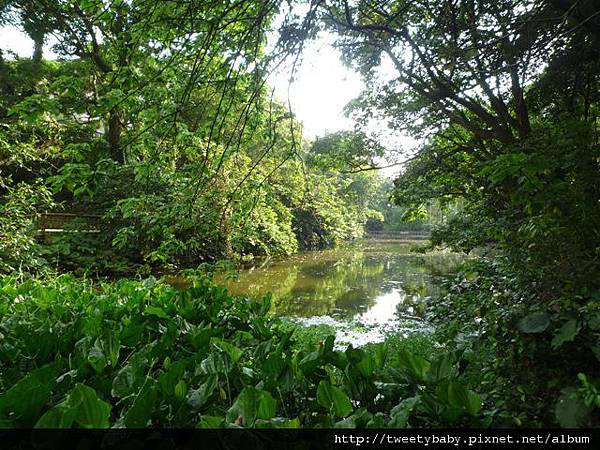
xmin=268 ymin=34 xmax=364 ymax=139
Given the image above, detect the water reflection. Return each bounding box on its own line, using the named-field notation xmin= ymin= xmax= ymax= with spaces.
xmin=218 ymin=241 xmax=463 ymax=326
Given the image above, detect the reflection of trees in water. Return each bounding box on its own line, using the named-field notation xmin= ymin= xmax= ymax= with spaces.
xmin=335 ymin=286 xmax=373 ymax=313
xmin=394 ymin=293 xmax=427 ymax=318
xmin=270 ymin=252 xmax=387 ymax=317
xmin=222 ymin=245 xmax=463 ymax=319
xmin=377 ymin=254 xmax=461 ymax=319
xmin=395 ymin=253 xmax=461 ymax=284
xmin=221 ymin=264 xmax=299 ymax=300
xmin=396 ymin=254 xmax=464 ymax=314
xmin=401 ymin=279 xmax=427 ymax=296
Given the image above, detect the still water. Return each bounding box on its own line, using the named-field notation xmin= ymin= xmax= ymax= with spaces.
xmin=218 ymin=240 xmax=463 ymax=346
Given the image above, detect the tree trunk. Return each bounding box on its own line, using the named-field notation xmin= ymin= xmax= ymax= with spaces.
xmin=108 ymin=109 xmax=124 ymax=164
xmin=32 ymin=34 xmax=43 ymax=65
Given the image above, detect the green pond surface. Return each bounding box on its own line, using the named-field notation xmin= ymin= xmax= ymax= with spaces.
xmin=218 ymin=240 xmax=463 ymax=346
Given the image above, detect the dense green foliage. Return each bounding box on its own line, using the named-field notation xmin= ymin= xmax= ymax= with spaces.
xmin=0 ymin=276 xmax=485 ymax=428
xmin=2 ymin=0 xmax=599 ymax=430
xmin=429 ymin=259 xmax=600 ymax=427
xmin=0 ymin=1 xmax=395 ymax=277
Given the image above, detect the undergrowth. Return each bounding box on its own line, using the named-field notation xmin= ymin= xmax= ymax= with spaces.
xmin=0 ymin=275 xmax=487 ymax=428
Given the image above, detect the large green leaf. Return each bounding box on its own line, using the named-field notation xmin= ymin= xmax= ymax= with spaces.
xmin=158 ymin=361 xmax=186 ymax=397
xmin=124 ymin=380 xmax=157 ymax=427
xmin=226 ymin=387 xmax=277 ymax=426
xmin=262 ymin=352 xmax=286 ymax=380
xmin=555 ymin=393 xmax=591 ymax=427
xmin=517 ymin=313 xmax=550 ymax=333
xmin=200 ymin=352 xmax=227 ymax=375
xmin=257 ymin=391 xmax=277 ymax=420
xmin=87 ymin=344 xmax=107 ymax=373
xmin=389 ymin=396 xmax=419 ymax=428
xmin=396 ymin=350 xmax=430 ymax=381
xmin=316 ymin=381 xmax=353 ymax=418
xmin=111 ymin=364 xmax=137 ymax=398
xmin=551 ymin=320 xmax=580 ymax=349
xmin=67 ymin=384 xmax=112 ymax=428
xmin=299 ymin=336 xmax=335 ymax=375
xmin=198 ymin=415 xmax=224 ymax=428
xmin=144 ymin=306 xmax=169 ymax=319
xmin=298 ymin=350 xmax=322 ymax=375
xmin=446 ymin=381 xmax=481 ymax=416
xmin=0 ymin=364 xmax=57 ymax=427
xmin=38 ymin=383 xmax=111 ymax=428
xmin=35 ymin=406 xmax=78 ymax=428
xmin=372 ymin=343 xmax=388 ymax=370
xmin=188 ymin=325 xmax=215 ymax=350
xmin=346 ymin=346 xmax=376 ymax=378
xmin=426 ymin=353 xmax=457 ymax=383
xmin=174 ymin=380 xmax=187 ymax=400
xmin=356 ymin=355 xmax=376 ymax=378
xmin=464 ymin=390 xmax=482 ymax=416
xmin=211 ymin=339 xmax=244 ymax=366
xmin=187 ymin=375 xmax=218 ymax=411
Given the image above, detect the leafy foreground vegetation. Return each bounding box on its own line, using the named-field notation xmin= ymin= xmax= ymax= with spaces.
xmin=0 ymin=276 xmax=485 ymax=428
xmin=429 ymin=259 xmax=600 ymax=428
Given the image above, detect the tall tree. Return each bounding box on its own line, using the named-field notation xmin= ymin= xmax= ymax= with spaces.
xmin=10 ymin=0 xmax=279 ymax=163
xmin=275 ymin=0 xmax=600 ymax=288
xmin=0 ymin=0 xmax=58 ymax=65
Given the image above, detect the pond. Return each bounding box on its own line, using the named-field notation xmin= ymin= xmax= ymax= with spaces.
xmin=218 ymin=240 xmax=463 ymax=347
